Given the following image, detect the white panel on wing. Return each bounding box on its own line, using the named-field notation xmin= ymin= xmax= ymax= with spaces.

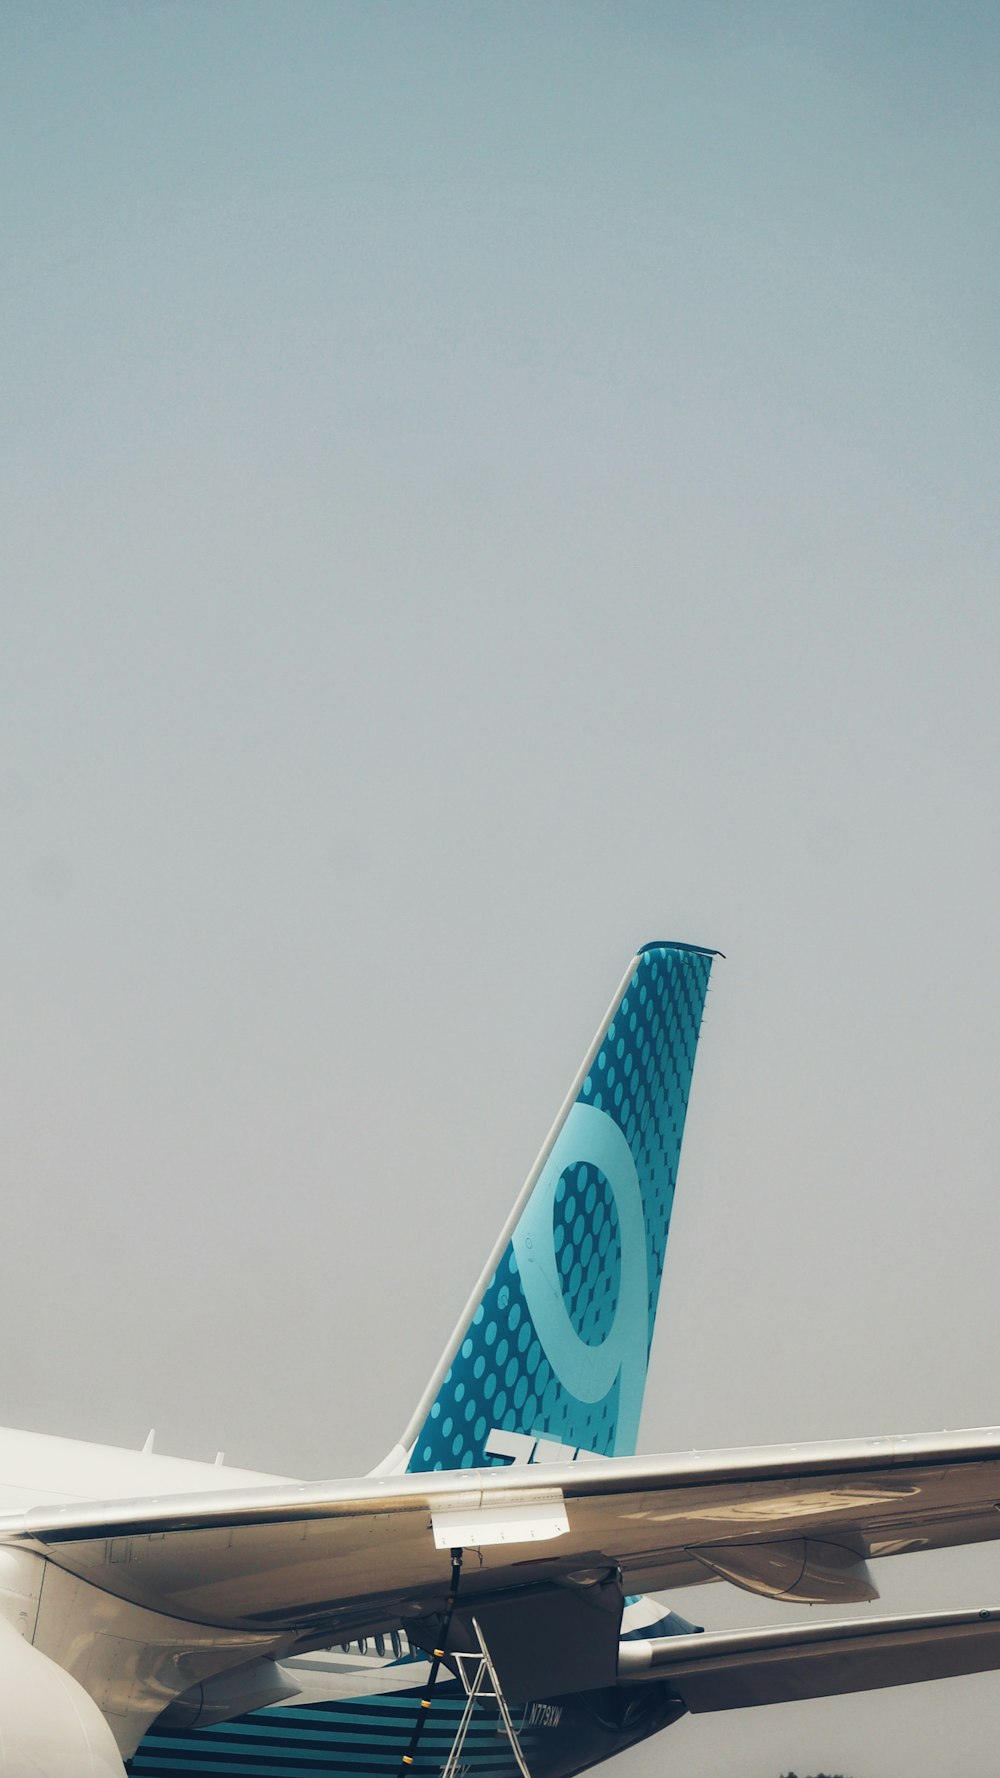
xmin=431 ymin=1497 xmax=568 ymax=1549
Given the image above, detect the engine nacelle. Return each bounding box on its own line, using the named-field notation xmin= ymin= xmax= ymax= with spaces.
xmin=0 ymin=1619 xmax=125 ymax=1776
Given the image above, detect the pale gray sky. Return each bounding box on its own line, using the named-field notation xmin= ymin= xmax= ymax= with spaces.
xmin=3 ymin=3 xmax=1000 ymax=1773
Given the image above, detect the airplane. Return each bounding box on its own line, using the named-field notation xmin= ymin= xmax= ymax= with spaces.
xmin=4 ymin=939 xmax=1000 ymax=1777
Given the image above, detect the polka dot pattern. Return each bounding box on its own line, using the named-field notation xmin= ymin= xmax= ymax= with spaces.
xmin=553 ymin=1163 xmax=621 ymax=1347
xmin=408 ymin=945 xmax=714 ymax=1472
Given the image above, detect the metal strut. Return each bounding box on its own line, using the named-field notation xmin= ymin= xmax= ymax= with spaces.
xmin=395 ymin=1547 xmax=464 ymax=1778
xmin=441 ymin=1617 xmax=533 ymax=1778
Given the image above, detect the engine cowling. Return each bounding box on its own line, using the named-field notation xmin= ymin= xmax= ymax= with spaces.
xmin=0 ymin=1619 xmax=125 ymax=1776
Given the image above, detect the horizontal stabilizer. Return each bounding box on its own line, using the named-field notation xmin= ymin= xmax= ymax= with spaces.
xmin=619 ymin=1606 xmax=1000 ymax=1711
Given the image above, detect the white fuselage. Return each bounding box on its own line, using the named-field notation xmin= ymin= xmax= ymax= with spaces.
xmin=0 ymin=1423 xmax=289 ymax=1513
xmin=0 ymin=1423 xmax=300 ymax=1758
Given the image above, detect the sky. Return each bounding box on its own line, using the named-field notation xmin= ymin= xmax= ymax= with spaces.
xmin=3 ymin=1 xmax=1000 ymax=1772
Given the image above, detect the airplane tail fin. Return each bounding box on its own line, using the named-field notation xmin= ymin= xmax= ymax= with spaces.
xmin=389 ymin=942 xmax=719 ymax=1474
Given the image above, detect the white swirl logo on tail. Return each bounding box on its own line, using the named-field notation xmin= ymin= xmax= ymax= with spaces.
xmin=511 ymin=1102 xmax=649 ymax=1455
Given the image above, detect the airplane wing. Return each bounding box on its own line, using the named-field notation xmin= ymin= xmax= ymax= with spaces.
xmin=6 ymin=1425 xmax=1000 ymax=1650
xmin=618 ymin=1605 xmax=1000 ymax=1711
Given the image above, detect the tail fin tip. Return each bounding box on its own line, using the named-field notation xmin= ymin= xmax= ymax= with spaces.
xmin=638 ymin=939 xmax=725 ymax=958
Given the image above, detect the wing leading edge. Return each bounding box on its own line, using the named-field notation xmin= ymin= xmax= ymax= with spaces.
xmin=6 ymin=1426 xmax=1000 ymax=1642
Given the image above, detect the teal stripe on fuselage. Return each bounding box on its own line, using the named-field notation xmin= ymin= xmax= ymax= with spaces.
xmin=131 ymin=1746 xmax=524 ymax=1778
xmin=128 ymin=1687 xmax=539 ymax=1778
xmin=134 ymin=1750 xmax=520 ymax=1773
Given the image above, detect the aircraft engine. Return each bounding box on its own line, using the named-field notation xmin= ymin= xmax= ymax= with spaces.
xmin=0 ymin=1620 xmax=126 ymax=1776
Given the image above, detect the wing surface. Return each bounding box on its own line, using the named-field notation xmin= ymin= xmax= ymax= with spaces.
xmin=6 ymin=1428 xmax=1000 ymax=1644
xmin=619 ymin=1606 xmax=1000 ymax=1711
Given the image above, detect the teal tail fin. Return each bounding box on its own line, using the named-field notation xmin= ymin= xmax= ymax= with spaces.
xmin=395 ymin=942 xmax=718 ymax=1473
